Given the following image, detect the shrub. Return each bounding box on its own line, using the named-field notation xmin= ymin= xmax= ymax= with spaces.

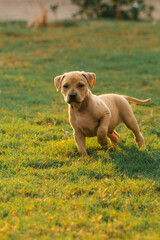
xmin=72 ymin=0 xmax=154 ymax=20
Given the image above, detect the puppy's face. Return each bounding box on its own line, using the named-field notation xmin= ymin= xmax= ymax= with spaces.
xmin=54 ymin=71 xmax=96 ymax=105
xmin=61 ymin=73 xmax=88 ymax=104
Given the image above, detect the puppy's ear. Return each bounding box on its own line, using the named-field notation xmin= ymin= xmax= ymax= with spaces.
xmin=54 ymin=74 xmax=66 ymax=91
xmin=81 ymin=72 xmax=96 ymax=88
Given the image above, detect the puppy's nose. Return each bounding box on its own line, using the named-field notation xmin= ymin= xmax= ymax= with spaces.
xmin=69 ymin=93 xmax=77 ymax=100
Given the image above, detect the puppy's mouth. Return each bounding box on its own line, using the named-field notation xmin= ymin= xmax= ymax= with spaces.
xmin=67 ymin=99 xmax=81 ymax=104
xmin=66 ymin=94 xmax=82 ymax=104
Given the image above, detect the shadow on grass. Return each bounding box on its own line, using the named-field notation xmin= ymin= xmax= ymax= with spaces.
xmin=108 ymin=144 xmax=160 ymax=181
xmin=26 ymin=158 xmax=71 ymax=169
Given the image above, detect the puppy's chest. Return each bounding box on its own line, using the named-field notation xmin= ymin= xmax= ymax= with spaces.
xmin=72 ymin=112 xmax=99 ymax=137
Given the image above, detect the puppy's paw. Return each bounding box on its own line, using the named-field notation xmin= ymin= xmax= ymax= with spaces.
xmin=136 ymin=133 xmax=146 ymax=149
xmin=108 ymin=131 xmax=120 ymax=144
xmin=138 ymin=141 xmax=146 ymax=149
xmin=79 ymin=151 xmax=88 ymax=156
xmin=97 ymin=137 xmax=108 ymax=147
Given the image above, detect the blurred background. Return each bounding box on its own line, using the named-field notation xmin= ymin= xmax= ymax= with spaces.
xmin=0 ymin=0 xmax=160 ymax=22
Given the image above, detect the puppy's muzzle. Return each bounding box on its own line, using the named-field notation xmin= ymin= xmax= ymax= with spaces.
xmin=68 ymin=93 xmax=77 ymax=103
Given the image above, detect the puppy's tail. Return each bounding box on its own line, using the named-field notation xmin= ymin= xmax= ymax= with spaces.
xmin=123 ymin=95 xmax=151 ymax=104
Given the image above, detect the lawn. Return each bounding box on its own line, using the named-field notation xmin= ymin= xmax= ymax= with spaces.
xmin=0 ymin=19 xmax=160 ymax=239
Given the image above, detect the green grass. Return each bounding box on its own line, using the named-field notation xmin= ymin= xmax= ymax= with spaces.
xmin=0 ymin=19 xmax=160 ymax=239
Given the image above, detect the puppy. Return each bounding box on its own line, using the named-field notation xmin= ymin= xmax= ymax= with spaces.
xmin=28 ymin=5 xmax=48 ymax=29
xmin=54 ymin=71 xmax=150 ymax=155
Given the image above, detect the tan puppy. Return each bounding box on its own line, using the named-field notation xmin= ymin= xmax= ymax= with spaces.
xmin=54 ymin=71 xmax=150 ymax=155
xmin=28 ymin=6 xmax=48 ymax=29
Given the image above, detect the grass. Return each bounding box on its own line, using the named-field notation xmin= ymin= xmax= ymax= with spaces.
xmin=0 ymin=19 xmax=160 ymax=239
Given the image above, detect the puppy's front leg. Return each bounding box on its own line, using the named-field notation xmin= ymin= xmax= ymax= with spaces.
xmin=97 ymin=112 xmax=111 ymax=147
xmin=74 ymin=129 xmax=87 ymax=156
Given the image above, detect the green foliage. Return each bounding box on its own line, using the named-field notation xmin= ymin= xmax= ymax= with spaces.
xmin=50 ymin=5 xmax=58 ymax=12
xmin=72 ymin=0 xmax=154 ymax=20
xmin=0 ymin=20 xmax=160 ymax=239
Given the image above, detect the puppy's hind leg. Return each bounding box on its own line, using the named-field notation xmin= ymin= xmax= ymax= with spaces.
xmin=108 ymin=130 xmax=120 ymax=144
xmin=123 ymin=113 xmax=145 ymax=148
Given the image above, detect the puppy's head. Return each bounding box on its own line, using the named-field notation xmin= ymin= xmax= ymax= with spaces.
xmin=54 ymin=71 xmax=96 ymax=104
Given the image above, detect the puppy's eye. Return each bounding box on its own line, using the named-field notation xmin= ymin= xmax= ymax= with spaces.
xmin=78 ymin=83 xmax=85 ymax=88
xmin=63 ymin=84 xmax=68 ymax=89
